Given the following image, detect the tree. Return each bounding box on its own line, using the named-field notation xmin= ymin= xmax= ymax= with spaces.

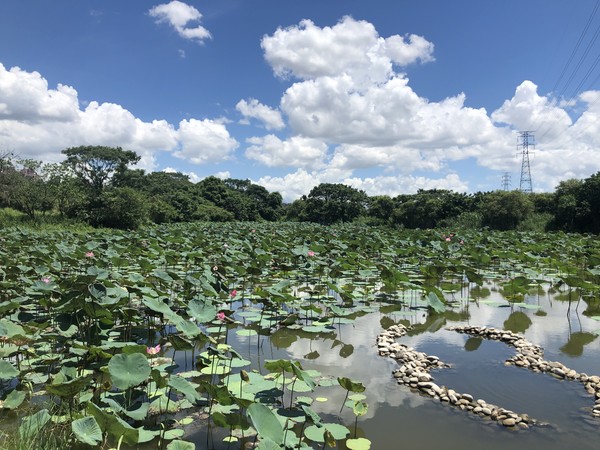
xmin=551 ymin=179 xmax=583 ymax=231
xmin=577 ymin=172 xmax=600 ymax=233
xmin=45 ymin=162 xmax=88 ymax=218
xmin=367 ymin=195 xmax=395 ymax=224
xmin=91 ymin=187 xmax=148 ymax=229
xmin=62 ymin=146 xmax=140 ymax=194
xmin=305 ymin=183 xmax=368 ymax=224
xmin=478 ymin=190 xmax=534 ymax=230
xmin=390 ymin=190 xmax=472 ymax=229
xmin=0 ymin=159 xmax=56 ymax=220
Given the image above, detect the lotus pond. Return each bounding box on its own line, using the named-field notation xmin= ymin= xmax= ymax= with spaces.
xmin=1 ymin=223 xmax=600 ymax=449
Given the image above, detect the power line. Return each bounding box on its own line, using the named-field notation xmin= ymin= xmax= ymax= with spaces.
xmin=529 ymin=1 xmax=600 ymax=140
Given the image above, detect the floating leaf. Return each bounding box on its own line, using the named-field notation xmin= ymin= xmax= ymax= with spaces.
xmin=346 ymin=437 xmax=372 ymax=450
xmin=166 ymin=440 xmax=196 ymax=450
xmin=304 ymin=423 xmax=349 ymax=443
xmin=236 ymin=329 xmax=258 ymax=337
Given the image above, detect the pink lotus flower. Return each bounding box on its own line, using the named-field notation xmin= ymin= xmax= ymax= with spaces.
xmin=41 ymin=277 xmax=51 ymax=284
xmin=217 ymin=311 xmax=226 ymax=321
xmin=445 ymin=237 xmax=452 ymax=242
xmin=85 ymin=251 xmax=95 ymax=258
xmin=307 ymin=250 xmax=315 ymax=257
xmin=146 ymin=344 xmax=161 ymax=355
xmin=230 ymin=289 xmax=237 ymax=298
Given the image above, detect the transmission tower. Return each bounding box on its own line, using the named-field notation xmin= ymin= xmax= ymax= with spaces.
xmin=501 ymin=172 xmax=511 ymax=191
xmin=517 ymin=131 xmax=534 ymax=193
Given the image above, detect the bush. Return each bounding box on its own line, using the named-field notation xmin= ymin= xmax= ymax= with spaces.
xmin=91 ymin=187 xmax=149 ymax=229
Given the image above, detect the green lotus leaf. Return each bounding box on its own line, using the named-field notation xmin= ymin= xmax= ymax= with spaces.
xmin=247 ymin=403 xmax=284 ymax=445
xmin=304 ymin=423 xmax=349 ymax=443
xmin=108 ymin=353 xmax=151 ymax=390
xmin=236 ymin=329 xmax=258 ymax=337
xmin=188 ymin=298 xmax=217 ymax=323
xmin=162 ymin=429 xmax=185 ymax=440
xmin=0 ymin=360 xmax=19 ymax=380
xmin=337 ymin=377 xmax=365 ymax=393
xmin=168 ymin=375 xmax=201 ymax=403
xmin=72 ymin=416 xmax=103 ymax=446
xmin=46 ymin=375 xmax=92 ymax=398
xmin=1 ymin=389 xmax=26 ymax=409
xmin=346 ymin=437 xmax=372 ymax=450
xmin=166 ymin=440 xmax=196 ymax=450
xmin=19 ymin=409 xmax=51 ymax=440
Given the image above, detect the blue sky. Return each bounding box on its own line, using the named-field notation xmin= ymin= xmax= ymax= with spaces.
xmin=2 ymin=0 xmax=600 ymax=201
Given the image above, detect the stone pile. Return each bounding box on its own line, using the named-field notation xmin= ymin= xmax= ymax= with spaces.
xmin=377 ymin=324 xmax=540 ymax=428
xmin=449 ymin=325 xmax=600 ymax=419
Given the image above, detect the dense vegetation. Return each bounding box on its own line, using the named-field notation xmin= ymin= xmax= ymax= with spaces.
xmin=0 ymin=221 xmax=599 ymax=449
xmin=1 ymin=146 xmax=599 ymax=233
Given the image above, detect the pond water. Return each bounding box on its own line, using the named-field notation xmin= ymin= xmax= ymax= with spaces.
xmin=179 ymin=285 xmax=600 ymax=449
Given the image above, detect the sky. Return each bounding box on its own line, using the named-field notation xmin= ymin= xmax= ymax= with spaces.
xmin=2 ymin=0 xmax=600 ymax=201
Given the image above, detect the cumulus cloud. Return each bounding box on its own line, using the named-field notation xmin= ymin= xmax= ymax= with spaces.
xmin=262 ymin=16 xmax=434 ymax=84
xmin=236 ymin=98 xmax=285 ymax=130
xmin=175 ymin=118 xmax=239 ymax=164
xmin=254 ymin=168 xmax=468 ymax=203
xmin=258 ymin=17 xmax=600 ymax=194
xmin=149 ymin=1 xmax=211 ymax=44
xmin=491 ymin=80 xmax=572 ymax=139
xmin=0 ymin=63 xmax=237 ymax=171
xmin=213 ymin=170 xmax=231 ymax=179
xmin=163 ymin=166 xmax=201 ymax=183
xmin=0 ymin=64 xmax=79 ymax=122
xmin=245 ymin=134 xmax=328 ymax=169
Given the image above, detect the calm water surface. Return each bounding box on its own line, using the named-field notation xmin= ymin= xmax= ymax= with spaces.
xmin=180 ymin=286 xmax=600 ymax=450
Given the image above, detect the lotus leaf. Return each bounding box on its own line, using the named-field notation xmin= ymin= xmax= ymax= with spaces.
xmin=71 ymin=416 xmax=103 ymax=446
xmin=247 ymin=403 xmax=284 ymax=445
xmin=108 ymin=353 xmax=151 ymax=390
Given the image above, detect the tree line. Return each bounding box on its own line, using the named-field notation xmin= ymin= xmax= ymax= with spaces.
xmin=1 ymin=146 xmax=599 ymax=233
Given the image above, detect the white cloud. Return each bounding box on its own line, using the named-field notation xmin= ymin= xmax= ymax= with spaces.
xmin=213 ymin=171 xmax=231 ymax=179
xmin=0 ymin=64 xmax=79 ymax=122
xmin=149 ymin=1 xmax=211 ymax=44
xmin=162 ymin=167 xmax=201 ymax=183
xmin=254 ymin=168 xmax=468 ymax=203
xmin=235 ymin=98 xmax=285 ymax=130
xmin=0 ymin=63 xmax=236 ymax=172
xmin=255 ymin=168 xmax=351 ymax=202
xmin=175 ymin=118 xmax=239 ymax=164
xmin=345 ymin=173 xmax=469 ymax=197
xmin=491 ymin=80 xmax=572 ymax=137
xmin=245 ymin=134 xmax=328 ymax=169
xmin=261 ymin=16 xmax=434 ymax=84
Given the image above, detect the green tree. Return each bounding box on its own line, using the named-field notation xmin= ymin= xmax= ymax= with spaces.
xmin=391 ymin=190 xmax=472 ymax=229
xmin=45 ymin=162 xmax=88 ymax=218
xmin=0 ymin=159 xmax=56 ymax=220
xmin=367 ymin=195 xmax=395 ymax=224
xmin=62 ymin=146 xmax=140 ymax=194
xmin=551 ymin=179 xmax=583 ymax=231
xmin=478 ymin=190 xmax=534 ymax=230
xmin=92 ymin=187 xmax=148 ymax=229
xmin=305 ymin=183 xmax=368 ymax=225
xmin=576 ymin=172 xmax=600 ymax=233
